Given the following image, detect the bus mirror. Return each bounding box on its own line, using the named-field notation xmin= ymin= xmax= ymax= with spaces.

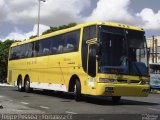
xmin=88 ymin=46 xmax=96 ymax=77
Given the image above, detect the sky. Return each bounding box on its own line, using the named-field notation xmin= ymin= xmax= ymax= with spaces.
xmin=0 ymin=0 xmax=160 ymax=41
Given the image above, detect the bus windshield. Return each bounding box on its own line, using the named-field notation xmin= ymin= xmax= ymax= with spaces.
xmin=99 ymin=26 xmax=148 ymax=76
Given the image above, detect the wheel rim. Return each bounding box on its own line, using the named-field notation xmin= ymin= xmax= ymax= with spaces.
xmin=74 ymin=84 xmax=76 ymax=95
xmin=26 ymin=80 xmax=30 ymax=89
xmin=18 ymin=83 xmax=22 ymax=89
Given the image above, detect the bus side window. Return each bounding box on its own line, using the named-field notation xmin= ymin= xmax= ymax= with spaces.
xmin=49 ymin=37 xmax=57 ymax=55
xmin=15 ymin=46 xmax=21 ymax=59
xmin=43 ymin=48 xmax=50 ymax=55
xmin=50 ymin=47 xmax=57 ymax=54
xmin=40 ymin=38 xmax=50 ymax=56
xmin=21 ymin=44 xmax=26 ymax=58
xmin=63 ymin=32 xmax=75 ymax=53
xmin=33 ymin=42 xmax=39 ymax=57
xmin=63 ymin=30 xmax=80 ymax=53
xmin=57 ymin=45 xmax=63 ymax=53
xmin=38 ymin=44 xmax=43 ymax=56
xmin=28 ymin=42 xmax=34 ymax=58
xmin=50 ymin=34 xmax=64 ymax=54
xmin=10 ymin=47 xmax=15 ymax=60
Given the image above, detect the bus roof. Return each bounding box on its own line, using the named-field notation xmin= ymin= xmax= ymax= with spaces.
xmin=10 ymin=21 xmax=144 ymax=47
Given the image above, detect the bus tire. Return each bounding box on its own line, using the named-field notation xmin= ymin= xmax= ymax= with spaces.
xmin=24 ymin=77 xmax=32 ymax=93
xmin=112 ymin=96 xmax=121 ymax=104
xmin=74 ymin=79 xmax=82 ymax=101
xmin=17 ymin=76 xmax=24 ymax=92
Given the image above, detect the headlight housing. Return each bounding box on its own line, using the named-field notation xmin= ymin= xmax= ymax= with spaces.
xmin=140 ymin=80 xmax=149 ymax=85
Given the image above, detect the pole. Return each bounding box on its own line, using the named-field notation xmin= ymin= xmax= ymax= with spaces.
xmin=37 ymin=0 xmax=41 ymax=36
xmin=152 ymin=36 xmax=155 ymax=63
xmin=155 ymin=39 xmax=158 ymax=63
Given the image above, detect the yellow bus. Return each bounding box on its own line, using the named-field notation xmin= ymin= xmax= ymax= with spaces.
xmin=7 ymin=22 xmax=150 ymax=102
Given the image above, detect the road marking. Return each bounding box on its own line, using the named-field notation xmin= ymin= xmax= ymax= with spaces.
xmin=39 ymin=106 xmax=50 ymax=109
xmin=65 ymin=111 xmax=77 ymax=114
xmin=148 ymin=108 xmax=160 ymax=112
xmin=0 ymin=95 xmax=3 ymax=98
xmin=0 ymin=83 xmax=13 ymax=87
xmin=6 ymin=99 xmax=13 ymax=102
xmin=20 ymin=102 xmax=29 ymax=105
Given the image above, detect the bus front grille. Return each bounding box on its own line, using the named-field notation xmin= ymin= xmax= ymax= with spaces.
xmin=117 ymin=80 xmax=140 ymax=84
xmin=117 ymin=80 xmax=127 ymax=83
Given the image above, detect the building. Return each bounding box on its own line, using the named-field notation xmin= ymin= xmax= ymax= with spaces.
xmin=147 ymin=36 xmax=160 ymax=64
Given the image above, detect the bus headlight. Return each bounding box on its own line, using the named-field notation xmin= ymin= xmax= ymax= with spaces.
xmin=142 ymin=88 xmax=150 ymax=93
xmin=140 ymin=80 xmax=149 ymax=85
xmin=99 ymin=78 xmax=117 ymax=83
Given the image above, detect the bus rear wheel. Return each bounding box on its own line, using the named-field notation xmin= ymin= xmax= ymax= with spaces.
xmin=17 ymin=77 xmax=24 ymax=92
xmin=24 ymin=77 xmax=32 ymax=93
xmin=74 ymin=79 xmax=82 ymax=101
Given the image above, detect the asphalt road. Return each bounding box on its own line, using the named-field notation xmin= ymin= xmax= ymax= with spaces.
xmin=0 ymin=85 xmax=160 ymax=115
xmin=0 ymin=85 xmax=160 ymax=120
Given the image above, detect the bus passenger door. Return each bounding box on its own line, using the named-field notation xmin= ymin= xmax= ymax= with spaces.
xmin=86 ymin=43 xmax=98 ymax=95
xmin=87 ymin=44 xmax=97 ymax=77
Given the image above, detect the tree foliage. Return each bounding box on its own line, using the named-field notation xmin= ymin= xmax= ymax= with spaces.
xmin=29 ymin=35 xmax=37 ymax=39
xmin=0 ymin=40 xmax=14 ymax=82
xmin=42 ymin=22 xmax=77 ymax=35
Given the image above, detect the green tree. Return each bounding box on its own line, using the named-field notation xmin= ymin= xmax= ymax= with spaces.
xmin=29 ymin=35 xmax=37 ymax=39
xmin=42 ymin=22 xmax=77 ymax=35
xmin=0 ymin=40 xmax=14 ymax=83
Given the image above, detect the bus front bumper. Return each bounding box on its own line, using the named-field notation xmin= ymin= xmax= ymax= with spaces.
xmin=96 ymin=83 xmax=150 ymax=97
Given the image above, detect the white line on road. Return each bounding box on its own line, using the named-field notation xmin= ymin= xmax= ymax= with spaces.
xmin=20 ymin=102 xmax=29 ymax=105
xmin=148 ymin=108 xmax=160 ymax=112
xmin=6 ymin=99 xmax=13 ymax=102
xmin=65 ymin=111 xmax=77 ymax=114
xmin=0 ymin=95 xmax=3 ymax=98
xmin=0 ymin=83 xmax=13 ymax=87
xmin=39 ymin=106 xmax=50 ymax=109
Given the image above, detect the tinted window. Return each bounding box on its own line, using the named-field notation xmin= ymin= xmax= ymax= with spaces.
xmin=9 ymin=47 xmax=14 ymax=60
xmin=82 ymin=25 xmax=97 ymax=72
xmin=26 ymin=43 xmax=34 ymax=58
xmin=83 ymin=26 xmax=96 ymax=41
xmin=9 ymin=29 xmax=80 ymax=60
xmin=49 ymin=30 xmax=80 ymax=54
xmin=63 ymin=30 xmax=80 ymax=53
xmin=21 ymin=44 xmax=28 ymax=58
xmin=10 ymin=45 xmax=21 ymax=60
xmin=36 ymin=39 xmax=50 ymax=56
xmin=49 ymin=34 xmax=64 ymax=54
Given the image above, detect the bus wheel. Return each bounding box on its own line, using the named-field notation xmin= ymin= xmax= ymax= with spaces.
xmin=24 ymin=77 xmax=32 ymax=93
xmin=17 ymin=77 xmax=24 ymax=92
xmin=112 ymin=96 xmax=121 ymax=104
xmin=74 ymin=79 xmax=82 ymax=101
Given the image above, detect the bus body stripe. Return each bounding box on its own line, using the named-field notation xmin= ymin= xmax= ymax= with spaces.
xmin=30 ymin=82 xmax=67 ymax=91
